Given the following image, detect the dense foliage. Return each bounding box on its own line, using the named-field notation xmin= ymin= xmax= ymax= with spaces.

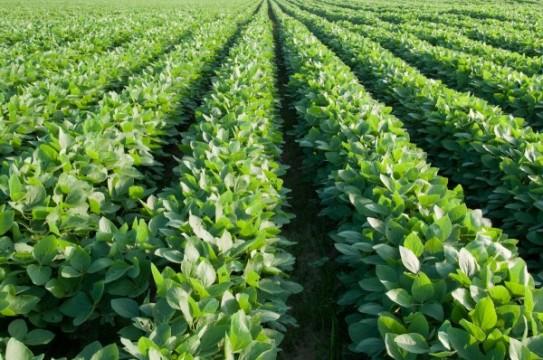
xmin=2 ymin=0 xmax=543 ymax=358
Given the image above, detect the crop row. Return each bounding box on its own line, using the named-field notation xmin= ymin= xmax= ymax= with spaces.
xmin=119 ymin=4 xmax=301 ymax=357
xmin=273 ymin=1 xmax=543 ymax=359
xmin=396 ymin=22 xmax=543 ymax=77
xmin=304 ymin=0 xmax=543 ymax=78
xmin=0 ymin=19 xmax=177 ymax=107
xmin=0 ymin=9 xmax=209 ymax=159
xmin=376 ymin=9 xmax=543 ymax=57
xmin=314 ymin=0 xmax=543 ymax=57
xmin=344 ymin=1 xmax=543 ymax=34
xmin=290 ymin=0 xmax=543 ymax=128
xmin=0 ymin=3 xmax=258 ymax=357
xmin=280 ymin=0 xmax=543 ymax=267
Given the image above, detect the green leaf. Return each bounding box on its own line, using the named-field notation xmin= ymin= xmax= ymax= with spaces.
xmin=447 ymin=327 xmax=484 ymax=358
xmin=421 ymin=302 xmax=444 ymax=321
xmin=435 ymin=215 xmax=452 ymax=241
xmin=0 ymin=209 xmax=14 ymax=235
xmin=9 ymin=174 xmax=25 ymax=201
xmin=8 ymin=319 xmax=28 ymax=339
xmin=352 ymin=338 xmax=385 ymax=355
xmin=386 ymin=288 xmax=413 ymax=308
xmin=404 ymin=232 xmax=424 ymax=257
xmin=88 ymin=258 xmax=114 ymax=274
xmin=90 ymin=344 xmax=119 ymax=360
xmin=376 ymin=265 xmax=399 ymax=290
xmin=488 ymin=285 xmax=511 ymax=305
xmin=196 ymin=261 xmax=216 ymax=288
xmin=129 ymin=185 xmax=144 ymax=200
xmin=60 ymin=266 xmax=81 ymax=278
xmin=33 ymin=235 xmax=58 ymax=265
xmin=399 ymin=246 xmax=420 ymax=274
xmin=385 ymin=333 xmax=405 ymax=359
xmin=60 ymin=292 xmax=93 ymax=318
xmin=5 ymin=338 xmax=33 ymax=360
xmin=510 ymin=337 xmax=534 ymax=360
xmin=412 ymin=272 xmax=434 ymax=303
xmin=230 ymin=311 xmax=252 ymax=351
xmin=307 ymin=106 xmax=324 ymax=117
xmin=472 ymin=297 xmax=497 ymax=331
xmin=105 ymin=260 xmax=131 ymax=283
xmin=509 ymin=258 xmax=529 ymax=285
xmin=68 ymin=246 xmax=91 ymax=273
xmin=407 ymin=313 xmax=430 ymax=338
xmin=27 ymin=264 xmax=52 ymax=285
xmin=65 ymin=188 xmax=87 ymax=207
xmin=25 ymin=329 xmax=55 ymax=345
xmin=189 ymin=214 xmax=214 ymax=243
xmin=526 ymin=336 xmax=543 ymax=357
xmin=91 ymin=281 xmax=105 ymax=303
xmin=424 ymin=237 xmax=443 ymax=255
xmin=459 ymin=319 xmax=486 ymax=342
xmin=77 ymin=341 xmax=103 ymax=359
xmin=459 ymin=248 xmax=478 ymax=277
xmin=378 ymin=315 xmax=408 ymax=337
xmin=111 ymin=298 xmax=140 ymax=319
xmin=394 ymin=333 xmax=430 ymax=354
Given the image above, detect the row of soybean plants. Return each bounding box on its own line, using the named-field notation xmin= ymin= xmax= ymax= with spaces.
xmin=120 ymin=3 xmax=301 ymax=357
xmin=363 ymin=1 xmax=543 ymax=35
xmin=306 ymin=0 xmax=543 ymax=78
xmin=0 ymin=3 xmax=260 ymax=358
xmin=0 ymin=11 xmax=168 ymax=100
xmin=288 ymin=0 xmax=543 ymax=127
xmin=374 ymin=6 xmax=543 ymax=58
xmin=327 ymin=0 xmax=543 ymax=57
xmin=444 ymin=5 xmax=543 ymax=29
xmin=272 ymin=1 xmax=543 ymax=359
xmin=0 ymin=10 xmax=132 ymax=49
xmin=279 ymin=0 xmax=543 ymax=271
xmin=395 ymin=21 xmax=543 ymax=77
xmin=0 ymin=6 xmax=211 ymax=158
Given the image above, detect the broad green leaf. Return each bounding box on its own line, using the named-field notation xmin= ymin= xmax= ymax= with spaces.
xmin=472 ymin=297 xmax=497 ymax=331
xmin=447 ymin=327 xmax=484 ymax=358
xmin=111 ymin=298 xmax=140 ymax=319
xmin=407 ymin=313 xmax=430 ymax=338
xmin=9 ymin=174 xmax=25 ymax=201
xmin=5 ymin=338 xmax=33 ymax=360
xmin=0 ymin=210 xmax=14 ymax=236
xmin=25 ymin=329 xmax=55 ymax=345
xmin=384 ymin=333 xmax=405 ymax=360
xmin=90 ymin=344 xmax=119 ymax=360
xmin=229 ymin=311 xmax=252 ymax=351
xmin=459 ymin=319 xmax=486 ymax=342
xmin=27 ymin=264 xmax=52 ymax=286
xmin=105 ymin=260 xmax=131 ymax=283
xmin=352 ymin=338 xmax=385 ymax=355
xmin=33 ymin=235 xmax=58 ymax=265
xmin=509 ymin=337 xmax=534 ymax=360
xmin=488 ymin=286 xmax=511 ymax=305
xmin=378 ymin=315 xmax=408 ymax=336
xmin=394 ymin=333 xmax=430 ymax=354
xmin=8 ymin=319 xmax=28 ymax=339
xmin=412 ymin=272 xmax=434 ymax=303
xmin=404 ymin=232 xmax=424 ymax=257
xmin=399 ymin=246 xmax=420 ymax=274
xmin=68 ymin=246 xmax=91 ymax=273
xmin=386 ymin=288 xmax=413 ymax=308
xmin=459 ymin=248 xmax=478 ymax=277
xmin=129 ymin=185 xmax=144 ymax=200
xmin=60 ymin=292 xmax=93 ymax=318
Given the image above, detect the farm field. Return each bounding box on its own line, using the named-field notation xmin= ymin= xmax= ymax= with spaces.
xmin=1 ymin=0 xmax=543 ymax=359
